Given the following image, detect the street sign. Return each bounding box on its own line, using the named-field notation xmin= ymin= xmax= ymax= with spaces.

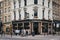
xmin=56 ymin=24 xmax=59 ymax=28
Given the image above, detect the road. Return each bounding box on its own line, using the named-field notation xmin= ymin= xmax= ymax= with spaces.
xmin=0 ymin=35 xmax=60 ymax=40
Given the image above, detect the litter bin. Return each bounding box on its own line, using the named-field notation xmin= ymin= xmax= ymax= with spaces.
xmin=32 ymin=31 xmax=35 ymax=36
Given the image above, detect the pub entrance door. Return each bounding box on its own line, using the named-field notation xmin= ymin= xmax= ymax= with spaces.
xmin=42 ymin=23 xmax=48 ymax=34
xmin=33 ymin=22 xmax=39 ymax=35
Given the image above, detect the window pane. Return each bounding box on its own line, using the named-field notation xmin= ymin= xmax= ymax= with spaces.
xmin=24 ymin=0 xmax=27 ymax=6
xmin=34 ymin=0 xmax=38 ymax=4
xmin=42 ymin=9 xmax=44 ymax=19
xmin=5 ymin=16 xmax=7 ymax=22
xmin=42 ymin=0 xmax=44 ymax=6
xmin=34 ymin=12 xmax=37 ymax=16
xmin=25 ymin=12 xmax=29 ymax=19
xmin=18 ymin=0 xmax=21 ymax=7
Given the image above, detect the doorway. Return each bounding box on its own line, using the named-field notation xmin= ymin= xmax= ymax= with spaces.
xmin=33 ymin=22 xmax=39 ymax=34
xmin=42 ymin=23 xmax=48 ymax=34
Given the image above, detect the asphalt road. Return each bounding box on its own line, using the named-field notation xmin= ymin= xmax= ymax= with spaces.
xmin=0 ymin=35 xmax=60 ymax=40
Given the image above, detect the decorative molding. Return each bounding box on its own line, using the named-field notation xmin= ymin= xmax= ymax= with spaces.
xmin=33 ymin=6 xmax=38 ymax=11
xmin=24 ymin=7 xmax=27 ymax=12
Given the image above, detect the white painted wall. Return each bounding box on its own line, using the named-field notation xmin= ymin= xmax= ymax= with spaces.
xmin=15 ymin=0 xmax=19 ymax=8
xmin=27 ymin=0 xmax=34 ymax=5
xmin=11 ymin=11 xmax=14 ymax=21
xmin=10 ymin=0 xmax=52 ymax=21
xmin=44 ymin=8 xmax=48 ymax=20
xmin=38 ymin=6 xmax=43 ymax=19
xmin=38 ymin=0 xmax=42 ymax=5
xmin=20 ymin=8 xmax=25 ymax=20
xmin=21 ymin=0 xmax=24 ymax=7
xmin=26 ymin=6 xmax=34 ymax=19
xmin=16 ymin=9 xmax=19 ymax=20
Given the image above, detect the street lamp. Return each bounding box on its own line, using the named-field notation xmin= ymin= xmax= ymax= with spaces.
xmin=51 ymin=13 xmax=54 ymax=34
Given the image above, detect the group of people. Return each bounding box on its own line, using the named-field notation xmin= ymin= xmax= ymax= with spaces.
xmin=14 ymin=29 xmax=28 ymax=36
xmin=0 ymin=31 xmax=5 ymax=37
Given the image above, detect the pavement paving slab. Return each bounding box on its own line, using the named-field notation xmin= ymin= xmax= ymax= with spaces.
xmin=0 ymin=35 xmax=60 ymax=40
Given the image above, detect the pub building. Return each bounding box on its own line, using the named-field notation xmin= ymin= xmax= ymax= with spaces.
xmin=12 ymin=19 xmax=52 ymax=35
xmin=2 ymin=0 xmax=59 ymax=35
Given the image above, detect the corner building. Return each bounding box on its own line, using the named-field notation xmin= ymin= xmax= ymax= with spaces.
xmin=3 ymin=0 xmax=52 ymax=35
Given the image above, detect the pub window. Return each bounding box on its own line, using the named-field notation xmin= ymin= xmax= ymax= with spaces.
xmin=34 ymin=0 xmax=38 ymax=4
xmin=24 ymin=23 xmax=30 ymax=29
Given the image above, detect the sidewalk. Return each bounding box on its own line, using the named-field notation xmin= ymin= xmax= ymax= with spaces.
xmin=0 ymin=34 xmax=60 ymax=40
xmin=0 ymin=34 xmax=47 ymax=38
xmin=0 ymin=34 xmax=60 ymax=39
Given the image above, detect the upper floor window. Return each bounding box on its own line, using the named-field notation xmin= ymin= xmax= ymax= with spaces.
xmin=34 ymin=11 xmax=37 ymax=17
xmin=5 ymin=16 xmax=7 ymax=22
xmin=18 ymin=0 xmax=21 ymax=7
xmin=24 ymin=0 xmax=27 ymax=6
xmin=5 ymin=2 xmax=7 ymax=6
xmin=13 ymin=0 xmax=16 ymax=8
xmin=34 ymin=0 xmax=38 ymax=4
xmin=42 ymin=0 xmax=44 ymax=6
xmin=8 ymin=0 xmax=11 ymax=5
xmin=5 ymin=8 xmax=7 ymax=13
xmin=4 ymin=0 xmax=7 ymax=6
xmin=8 ymin=15 xmax=11 ymax=22
xmin=0 ymin=2 xmax=1 ymax=7
xmin=42 ymin=9 xmax=45 ymax=19
xmin=34 ymin=10 xmax=38 ymax=18
xmin=14 ymin=11 xmax=16 ymax=20
xmin=5 ymin=0 xmax=7 ymax=2
xmin=18 ymin=10 xmax=21 ymax=20
xmin=33 ymin=7 xmax=38 ymax=18
xmin=0 ymin=10 xmax=1 ymax=14
xmin=0 ymin=18 xmax=1 ymax=21
xmin=48 ymin=0 xmax=50 ymax=8
xmin=8 ymin=7 xmax=10 ymax=12
xmin=25 ymin=12 xmax=29 ymax=19
xmin=48 ymin=10 xmax=50 ymax=19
